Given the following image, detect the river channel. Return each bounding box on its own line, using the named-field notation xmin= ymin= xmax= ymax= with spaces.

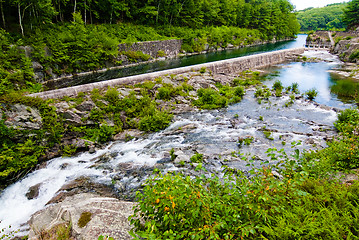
xmin=0 ymin=35 xmax=358 ymax=237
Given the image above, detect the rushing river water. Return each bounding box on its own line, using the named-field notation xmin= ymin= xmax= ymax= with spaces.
xmin=1 ymin=35 xmax=358 ymax=237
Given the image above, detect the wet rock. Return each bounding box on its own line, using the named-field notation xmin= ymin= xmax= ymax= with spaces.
xmin=174 ymin=150 xmax=191 ymax=164
xmin=118 ymin=88 xmax=132 ymax=97
xmin=62 ymin=110 xmax=83 ymax=125
xmin=3 ymin=104 xmax=42 ymax=130
xmin=26 ymin=183 xmax=42 ymax=200
xmin=76 ymin=101 xmax=96 ymax=112
xmin=113 ymin=129 xmax=143 ymax=141
xmin=32 ymin=61 xmax=43 ymax=71
xmin=28 ymin=193 xmax=134 ymax=240
xmin=47 ymin=177 xmax=117 ymax=205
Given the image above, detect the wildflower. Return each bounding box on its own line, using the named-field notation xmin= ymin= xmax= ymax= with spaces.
xmin=172 ymin=201 xmax=176 ymax=209
xmin=164 ymin=207 xmax=170 ymax=211
xmin=155 ymin=199 xmax=160 ymax=204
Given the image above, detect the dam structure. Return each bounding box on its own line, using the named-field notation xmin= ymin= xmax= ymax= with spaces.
xmin=29 ymin=48 xmax=305 ymax=100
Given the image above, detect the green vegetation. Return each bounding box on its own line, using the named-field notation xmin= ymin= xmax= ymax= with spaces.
xmin=194 ymin=84 xmax=245 ymax=109
xmin=0 ymin=0 xmax=300 ymax=88
xmin=190 ymin=153 xmax=204 ymax=163
xmin=305 ymin=88 xmax=319 ymax=101
xmin=78 ymin=212 xmax=92 ymax=228
xmin=254 ymin=85 xmax=271 ymax=104
xmin=238 ymin=136 xmax=254 ymax=147
xmin=296 ymin=3 xmax=347 ymax=31
xmin=0 ymin=0 xmax=299 ymax=40
xmin=307 ymin=108 xmax=359 ymax=170
xmin=130 ymin=143 xmax=359 ymax=239
xmin=343 ymin=0 xmax=359 ymax=30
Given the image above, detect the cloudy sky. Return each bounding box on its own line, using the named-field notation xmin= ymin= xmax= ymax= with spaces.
xmin=289 ymin=0 xmax=350 ymax=10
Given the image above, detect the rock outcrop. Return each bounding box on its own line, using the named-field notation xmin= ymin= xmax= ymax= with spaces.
xmin=28 ymin=193 xmax=135 ymax=240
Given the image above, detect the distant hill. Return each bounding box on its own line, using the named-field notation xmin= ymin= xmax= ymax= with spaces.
xmin=296 ymin=3 xmax=347 ymax=31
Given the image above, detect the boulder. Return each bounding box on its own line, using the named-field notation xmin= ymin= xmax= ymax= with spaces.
xmin=75 ymin=101 xmax=96 ymax=112
xmin=113 ymin=129 xmax=143 ymax=141
xmin=28 ymin=193 xmax=135 ymax=240
xmin=3 ymin=104 xmax=42 ymax=130
xmin=62 ymin=110 xmax=83 ymax=125
xmin=26 ymin=183 xmax=42 ymax=200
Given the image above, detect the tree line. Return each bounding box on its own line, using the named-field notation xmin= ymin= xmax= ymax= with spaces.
xmin=296 ymin=3 xmax=346 ymax=31
xmin=296 ymin=0 xmax=359 ymax=32
xmin=1 ymin=0 xmax=299 ymax=39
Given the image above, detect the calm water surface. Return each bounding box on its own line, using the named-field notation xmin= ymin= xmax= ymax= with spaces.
xmin=262 ymin=50 xmax=357 ymax=109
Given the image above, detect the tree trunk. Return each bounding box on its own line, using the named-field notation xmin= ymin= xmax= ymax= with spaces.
xmin=18 ymin=3 xmax=24 ymax=36
xmin=0 ymin=0 xmax=5 ymax=29
xmin=156 ymin=1 xmax=160 ymax=24
xmin=84 ymin=0 xmax=86 ymax=24
xmin=74 ymin=0 xmax=77 ymax=14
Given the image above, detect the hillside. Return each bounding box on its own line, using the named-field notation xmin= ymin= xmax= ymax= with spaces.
xmin=296 ymin=3 xmax=347 ymax=31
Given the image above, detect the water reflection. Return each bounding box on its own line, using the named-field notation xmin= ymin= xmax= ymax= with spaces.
xmin=263 ymin=60 xmax=357 ymax=109
xmin=48 ymin=35 xmax=307 ymax=89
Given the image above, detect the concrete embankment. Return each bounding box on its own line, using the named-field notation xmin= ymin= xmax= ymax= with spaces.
xmin=29 ymin=48 xmax=305 ymax=99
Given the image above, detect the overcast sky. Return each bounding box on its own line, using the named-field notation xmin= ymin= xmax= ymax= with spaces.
xmin=289 ymin=0 xmax=350 ymax=10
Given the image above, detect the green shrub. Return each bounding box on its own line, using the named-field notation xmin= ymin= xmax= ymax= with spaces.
xmin=334 ymin=108 xmax=359 ymax=133
xmin=306 ymin=88 xmax=318 ymax=101
xmin=194 ymin=88 xmax=228 ymax=109
xmin=272 ymin=80 xmax=283 ymax=92
xmin=199 ymin=67 xmax=207 ymax=74
xmin=349 ymin=50 xmax=359 ymax=61
xmin=130 ymin=160 xmax=359 ymax=240
xmin=157 ymin=50 xmax=166 ymax=57
xmin=190 ymin=153 xmax=204 ymax=163
xmin=290 ymin=82 xmax=299 ymax=94
xmin=139 ymin=111 xmax=173 ymax=132
xmin=157 ymin=86 xmax=173 ymax=100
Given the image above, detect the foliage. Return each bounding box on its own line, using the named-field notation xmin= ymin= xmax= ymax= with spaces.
xmin=255 ymin=86 xmax=271 ymax=103
xmin=343 ymin=0 xmax=359 ymax=29
xmin=122 ymin=51 xmax=151 ymax=63
xmin=335 ymin=108 xmax=359 ymax=134
xmin=307 ymin=108 xmax=359 ymax=170
xmin=129 ymin=147 xmax=359 ymax=239
xmin=190 ymin=153 xmax=204 ymax=163
xmin=349 ymin=50 xmax=359 ymax=61
xmin=194 ymin=88 xmax=228 ymax=109
xmin=306 ymin=88 xmax=318 ymax=101
xmin=139 ymin=111 xmax=173 ymax=132
xmin=78 ymin=212 xmax=92 ymax=228
xmin=296 ymin=3 xmax=347 ymax=31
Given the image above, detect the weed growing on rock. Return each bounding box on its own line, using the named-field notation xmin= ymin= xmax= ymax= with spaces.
xmin=305 ymin=88 xmax=318 ymax=101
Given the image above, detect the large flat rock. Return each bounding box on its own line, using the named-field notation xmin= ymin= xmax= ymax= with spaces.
xmin=28 ymin=193 xmax=135 ymax=240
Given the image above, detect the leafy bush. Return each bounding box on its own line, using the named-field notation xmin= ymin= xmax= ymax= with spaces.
xmin=194 ymin=88 xmax=228 ymax=109
xmin=306 ymin=88 xmax=318 ymax=101
xmin=255 ymin=86 xmax=271 ymax=103
xmin=139 ymin=111 xmax=173 ymax=132
xmin=130 ymin=156 xmax=359 ymax=239
xmin=349 ymin=50 xmax=359 ymax=61
xmin=122 ymin=51 xmax=151 ymax=63
xmin=307 ymin=108 xmax=359 ymax=170
xmin=190 ymin=153 xmax=204 ymax=163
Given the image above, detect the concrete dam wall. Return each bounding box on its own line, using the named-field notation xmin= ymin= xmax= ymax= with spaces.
xmin=29 ymin=48 xmax=305 ymax=99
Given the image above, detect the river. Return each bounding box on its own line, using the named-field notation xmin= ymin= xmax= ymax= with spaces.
xmin=0 ymin=34 xmax=357 ymax=237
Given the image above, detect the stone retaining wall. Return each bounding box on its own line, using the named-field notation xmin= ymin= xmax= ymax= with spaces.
xmin=29 ymin=48 xmax=305 ymax=99
xmin=118 ymin=39 xmax=182 ymax=58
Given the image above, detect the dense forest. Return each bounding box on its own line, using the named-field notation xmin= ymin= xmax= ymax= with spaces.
xmin=296 ymin=3 xmax=347 ymax=31
xmin=343 ymin=0 xmax=359 ymax=29
xmin=1 ymin=0 xmax=299 ymax=39
xmin=0 ymin=0 xmax=301 ymax=95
